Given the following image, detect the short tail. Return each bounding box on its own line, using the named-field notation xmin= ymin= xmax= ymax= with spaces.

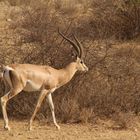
xmin=8 ymin=69 xmax=20 ymax=89
xmin=0 ymin=72 xmax=3 ymax=81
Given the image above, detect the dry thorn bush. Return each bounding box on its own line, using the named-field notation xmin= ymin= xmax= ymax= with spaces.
xmin=0 ymin=0 xmax=140 ymax=127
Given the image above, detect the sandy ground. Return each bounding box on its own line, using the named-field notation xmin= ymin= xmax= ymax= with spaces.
xmin=0 ymin=119 xmax=139 ymax=140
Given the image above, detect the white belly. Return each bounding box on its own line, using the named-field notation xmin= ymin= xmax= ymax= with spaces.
xmin=23 ymin=80 xmax=42 ymax=92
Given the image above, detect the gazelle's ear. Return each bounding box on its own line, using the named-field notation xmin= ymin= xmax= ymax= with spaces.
xmin=71 ymin=50 xmax=77 ymax=58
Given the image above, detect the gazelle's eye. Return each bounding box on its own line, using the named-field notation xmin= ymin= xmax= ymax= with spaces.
xmin=80 ymin=60 xmax=83 ymax=64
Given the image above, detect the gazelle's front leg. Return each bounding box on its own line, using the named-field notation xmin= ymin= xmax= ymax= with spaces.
xmin=47 ymin=93 xmax=60 ymax=130
xmin=29 ymin=89 xmax=48 ymax=130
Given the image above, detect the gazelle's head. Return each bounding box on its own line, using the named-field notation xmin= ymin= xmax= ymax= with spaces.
xmin=58 ymin=29 xmax=88 ymax=72
xmin=75 ymin=57 xmax=88 ymax=72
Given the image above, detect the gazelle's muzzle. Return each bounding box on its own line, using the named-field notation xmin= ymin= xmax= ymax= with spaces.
xmin=83 ymin=64 xmax=88 ymax=72
xmin=85 ymin=66 xmax=88 ymax=72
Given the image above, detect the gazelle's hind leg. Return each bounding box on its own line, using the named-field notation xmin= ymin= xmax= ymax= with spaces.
xmin=3 ymin=79 xmax=10 ymax=94
xmin=29 ymin=89 xmax=48 ymax=130
xmin=47 ymin=93 xmax=60 ymax=129
xmin=1 ymin=88 xmax=22 ymax=130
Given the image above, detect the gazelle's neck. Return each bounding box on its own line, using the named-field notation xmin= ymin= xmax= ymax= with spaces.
xmin=65 ymin=62 xmax=77 ymax=77
xmin=57 ymin=62 xmax=78 ymax=86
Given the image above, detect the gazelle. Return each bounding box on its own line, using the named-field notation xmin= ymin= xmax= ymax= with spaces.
xmin=1 ymin=30 xmax=88 ymax=131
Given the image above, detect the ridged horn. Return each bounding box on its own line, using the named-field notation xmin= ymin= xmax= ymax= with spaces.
xmin=58 ymin=28 xmax=80 ymax=57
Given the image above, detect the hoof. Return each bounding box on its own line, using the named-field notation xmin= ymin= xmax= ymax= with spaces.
xmin=56 ymin=125 xmax=60 ymax=130
xmin=28 ymin=120 xmax=33 ymax=131
xmin=4 ymin=126 xmax=10 ymax=131
xmin=28 ymin=123 xmax=33 ymax=131
xmin=28 ymin=127 xmax=33 ymax=131
xmin=28 ymin=125 xmax=33 ymax=131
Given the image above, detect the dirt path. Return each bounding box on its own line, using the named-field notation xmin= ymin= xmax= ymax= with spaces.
xmin=0 ymin=119 xmax=139 ymax=140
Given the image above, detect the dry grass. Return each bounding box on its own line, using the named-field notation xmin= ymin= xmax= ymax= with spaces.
xmin=0 ymin=119 xmax=139 ymax=140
